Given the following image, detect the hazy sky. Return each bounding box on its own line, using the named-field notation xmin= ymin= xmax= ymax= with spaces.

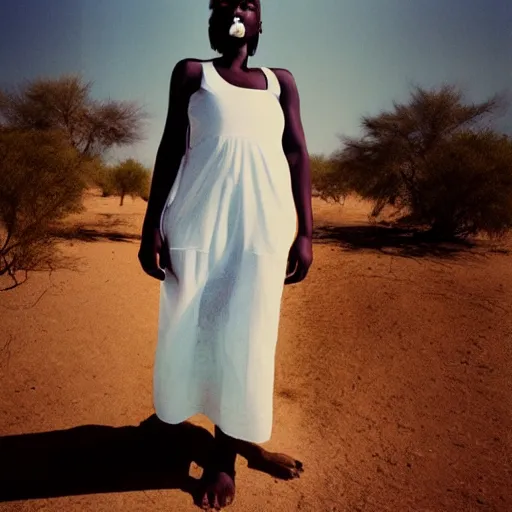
xmin=1 ymin=0 xmax=511 ymax=167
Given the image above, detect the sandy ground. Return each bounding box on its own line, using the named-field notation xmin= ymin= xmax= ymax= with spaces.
xmin=1 ymin=190 xmax=511 ymax=511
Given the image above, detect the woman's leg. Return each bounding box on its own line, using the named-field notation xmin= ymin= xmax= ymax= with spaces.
xmin=213 ymin=426 xmax=238 ymax=477
xmin=200 ymin=425 xmax=237 ymax=509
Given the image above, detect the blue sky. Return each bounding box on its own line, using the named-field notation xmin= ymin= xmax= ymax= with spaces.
xmin=1 ymin=0 xmax=511 ymax=167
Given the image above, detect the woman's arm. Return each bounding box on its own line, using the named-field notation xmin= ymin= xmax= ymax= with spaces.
xmin=138 ymin=59 xmax=201 ymax=280
xmin=273 ymin=68 xmax=313 ymax=284
xmin=142 ymin=59 xmax=201 ymax=235
xmin=273 ymin=68 xmax=313 ymax=239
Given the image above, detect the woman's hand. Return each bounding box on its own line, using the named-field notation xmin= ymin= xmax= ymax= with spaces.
xmin=138 ymin=227 xmax=176 ymax=281
xmin=285 ymin=234 xmax=313 ymax=285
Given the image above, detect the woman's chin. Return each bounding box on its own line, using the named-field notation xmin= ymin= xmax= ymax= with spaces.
xmin=219 ymin=38 xmax=248 ymax=53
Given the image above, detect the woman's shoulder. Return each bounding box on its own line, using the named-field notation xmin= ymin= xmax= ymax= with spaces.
xmin=268 ymin=68 xmax=299 ymax=94
xmin=268 ymin=68 xmax=295 ymax=83
xmin=170 ymin=58 xmax=213 ymax=95
xmin=173 ymin=58 xmax=210 ymax=77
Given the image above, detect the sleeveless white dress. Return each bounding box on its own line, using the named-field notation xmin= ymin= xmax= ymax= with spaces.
xmin=154 ymin=61 xmax=297 ymax=443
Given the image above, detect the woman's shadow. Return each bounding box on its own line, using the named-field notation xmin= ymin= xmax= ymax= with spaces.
xmin=0 ymin=414 xmax=302 ymax=506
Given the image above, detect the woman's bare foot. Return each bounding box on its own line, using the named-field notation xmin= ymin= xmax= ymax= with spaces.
xmin=229 ymin=436 xmax=304 ymax=480
xmin=250 ymin=449 xmax=304 ymax=479
xmin=200 ymin=469 xmax=235 ymax=510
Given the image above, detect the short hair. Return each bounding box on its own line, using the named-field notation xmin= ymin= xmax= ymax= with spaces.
xmin=208 ymin=2 xmax=261 ymax=57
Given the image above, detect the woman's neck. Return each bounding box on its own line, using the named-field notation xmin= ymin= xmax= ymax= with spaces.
xmin=217 ymin=45 xmax=250 ymax=70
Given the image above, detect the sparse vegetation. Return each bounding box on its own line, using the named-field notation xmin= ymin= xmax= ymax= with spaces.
xmin=317 ymin=84 xmax=512 ymax=240
xmin=0 ymin=75 xmax=148 ymax=289
xmin=2 ymin=72 xmax=511 ymax=291
xmin=109 ymin=158 xmax=151 ymax=206
xmin=0 ymin=129 xmax=86 ymax=290
xmin=310 ymin=154 xmax=346 ymax=203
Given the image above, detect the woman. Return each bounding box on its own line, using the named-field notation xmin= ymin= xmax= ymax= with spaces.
xmin=138 ymin=0 xmax=313 ymax=508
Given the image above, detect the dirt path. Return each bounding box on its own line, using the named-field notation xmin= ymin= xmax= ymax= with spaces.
xmin=1 ymin=194 xmax=511 ymax=511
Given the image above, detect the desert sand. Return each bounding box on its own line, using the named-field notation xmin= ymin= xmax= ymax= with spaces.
xmin=1 ymin=190 xmax=511 ymax=511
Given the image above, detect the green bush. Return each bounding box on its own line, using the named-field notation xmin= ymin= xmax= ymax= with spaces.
xmin=0 ymin=128 xmax=86 ymax=290
xmin=416 ymin=131 xmax=512 ymax=238
xmin=110 ymin=158 xmax=151 ymax=205
xmin=326 ymin=84 xmax=512 ymax=239
xmin=310 ymin=154 xmax=346 ymax=203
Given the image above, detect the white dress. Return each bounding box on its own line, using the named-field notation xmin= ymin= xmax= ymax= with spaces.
xmin=154 ymin=61 xmax=297 ymax=443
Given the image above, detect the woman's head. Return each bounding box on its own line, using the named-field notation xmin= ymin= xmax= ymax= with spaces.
xmin=208 ymin=0 xmax=262 ymax=57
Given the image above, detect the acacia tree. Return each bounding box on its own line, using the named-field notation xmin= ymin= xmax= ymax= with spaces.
xmin=0 ymin=74 xmax=147 ymax=159
xmin=329 ymin=84 xmax=512 ymax=239
xmin=110 ymin=158 xmax=151 ymax=205
xmin=310 ymin=154 xmax=346 ymax=203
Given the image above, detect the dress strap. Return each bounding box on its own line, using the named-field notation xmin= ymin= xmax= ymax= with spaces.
xmin=261 ymin=67 xmax=281 ymax=98
xmin=200 ymin=61 xmax=218 ymax=93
